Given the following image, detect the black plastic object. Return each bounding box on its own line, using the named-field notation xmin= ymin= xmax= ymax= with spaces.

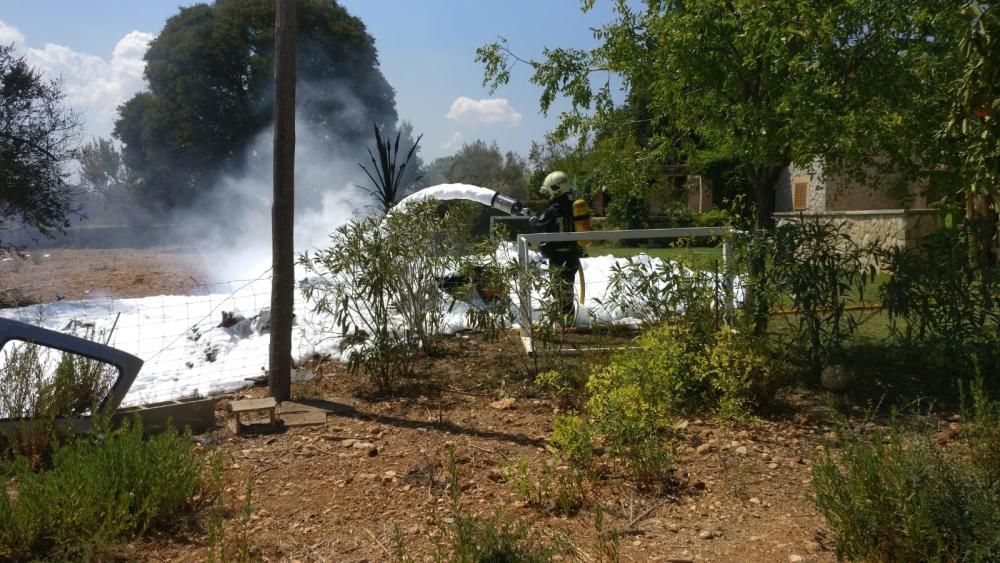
xmin=0 ymin=317 xmax=143 ymax=420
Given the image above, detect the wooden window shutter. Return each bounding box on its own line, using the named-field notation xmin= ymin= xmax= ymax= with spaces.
xmin=792 ymin=179 xmax=809 ymax=211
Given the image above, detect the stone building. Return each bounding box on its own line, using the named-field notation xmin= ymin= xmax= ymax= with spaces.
xmin=773 ymin=161 xmax=940 ymax=250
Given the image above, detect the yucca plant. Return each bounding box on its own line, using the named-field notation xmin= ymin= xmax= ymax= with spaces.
xmin=357 ymin=124 xmax=423 ymax=214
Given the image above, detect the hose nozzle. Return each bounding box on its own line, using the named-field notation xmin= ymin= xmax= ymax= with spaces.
xmin=489 ymin=192 xmax=527 ymax=216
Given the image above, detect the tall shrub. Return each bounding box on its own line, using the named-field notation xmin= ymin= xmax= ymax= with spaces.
xmin=753 ymin=217 xmax=880 ymax=377
xmin=299 ymin=202 xmax=472 ymax=390
xmin=882 ymin=220 xmax=1000 ymax=377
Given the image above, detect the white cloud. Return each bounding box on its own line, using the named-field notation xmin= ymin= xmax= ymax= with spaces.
xmin=442 ymin=131 xmax=463 ymax=152
xmin=1 ymin=21 xmax=152 ymax=142
xmin=445 ymin=96 xmax=522 ymax=127
xmin=0 ymin=20 xmax=26 ymax=48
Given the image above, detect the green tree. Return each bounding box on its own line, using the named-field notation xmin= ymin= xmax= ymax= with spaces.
xmin=76 ymin=137 xmax=142 ymax=225
xmin=0 ymin=44 xmax=81 ymax=240
xmin=78 ymin=138 xmax=135 ymax=194
xmin=424 ymin=140 xmax=530 ymax=201
xmin=478 ymin=0 xmax=967 ymax=229
xmin=115 ymin=0 xmax=399 ymax=209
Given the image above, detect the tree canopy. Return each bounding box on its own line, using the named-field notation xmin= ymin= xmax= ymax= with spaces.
xmin=478 ymin=0 xmax=970 ymax=228
xmin=0 ymin=44 xmax=81 ymax=241
xmin=947 ymin=3 xmax=1000 ymax=206
xmin=423 ymin=140 xmax=531 ymax=202
xmin=115 ymin=0 xmax=399 ymax=209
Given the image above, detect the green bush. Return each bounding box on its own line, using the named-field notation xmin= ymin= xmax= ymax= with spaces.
xmin=812 ymin=386 xmax=1000 ymax=562
xmin=583 ymin=324 xmax=701 ymax=486
xmin=606 ymin=192 xmax=649 ymax=230
xmin=694 ymin=208 xmax=733 ymax=227
xmin=587 ymin=324 xmax=704 ymax=424
xmin=549 ymin=413 xmax=594 ymax=469
xmin=749 ymin=217 xmax=880 ymax=376
xmin=578 ymin=324 xmax=788 ymax=486
xmin=0 ymin=417 xmax=214 ymax=561
xmin=696 ymin=328 xmax=791 ymax=421
xmin=882 ymin=221 xmax=1000 ymax=380
xmin=299 ymin=201 xmax=475 ymax=390
xmin=651 ymin=206 xmax=696 ymax=229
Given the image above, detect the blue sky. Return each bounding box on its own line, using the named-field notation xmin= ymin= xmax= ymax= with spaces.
xmin=0 ymin=0 xmax=621 ymax=161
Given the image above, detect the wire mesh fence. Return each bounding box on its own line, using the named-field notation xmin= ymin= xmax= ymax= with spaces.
xmin=0 ymin=268 xmax=326 ymax=407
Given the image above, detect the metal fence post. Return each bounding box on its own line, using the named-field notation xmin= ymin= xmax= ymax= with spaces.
xmin=721 ymin=229 xmax=735 ymax=324
xmin=517 ymin=235 xmax=534 ymax=355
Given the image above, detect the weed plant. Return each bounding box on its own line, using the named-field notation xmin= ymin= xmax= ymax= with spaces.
xmin=403 ymin=450 xmax=568 ymax=562
xmin=503 ymin=457 xmax=587 ymax=516
xmin=1 ymin=335 xmax=117 ymax=462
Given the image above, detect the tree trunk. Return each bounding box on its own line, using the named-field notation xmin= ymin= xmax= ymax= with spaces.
xmin=746 ymin=164 xmax=785 ymax=335
xmin=269 ymin=0 xmax=296 ymax=402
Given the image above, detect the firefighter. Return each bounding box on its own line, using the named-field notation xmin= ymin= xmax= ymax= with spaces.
xmin=529 ymin=171 xmax=583 ymax=322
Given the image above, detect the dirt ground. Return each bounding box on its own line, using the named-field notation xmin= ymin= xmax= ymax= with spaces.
xmin=3 ymin=248 xmax=845 ymax=562
xmin=136 ymin=343 xmax=841 ymax=563
xmin=0 ymin=247 xmax=211 ymax=306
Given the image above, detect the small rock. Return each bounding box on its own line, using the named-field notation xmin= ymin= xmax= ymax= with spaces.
xmin=789 ymin=555 xmax=804 ymax=562
xmin=760 ymin=452 xmax=771 ymax=461
xmin=735 ymin=446 xmax=749 ymax=455
xmin=749 ymin=497 xmax=761 ymax=505
xmin=696 ymin=443 xmax=716 ymax=455
xmin=352 ymin=441 xmax=378 ymax=456
xmin=490 ymin=398 xmax=516 ymax=410
xmin=821 ymin=364 xmax=854 ymax=392
xmin=768 ymin=462 xmax=779 ymax=470
xmin=698 ymin=530 xmax=715 ymax=540
xmin=341 ymin=438 xmax=358 ymax=447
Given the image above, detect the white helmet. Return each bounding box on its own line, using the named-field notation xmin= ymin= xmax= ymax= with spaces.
xmin=540 ymin=171 xmax=572 ymax=199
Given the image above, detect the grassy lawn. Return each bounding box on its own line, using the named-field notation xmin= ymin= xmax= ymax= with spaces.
xmin=592 ymin=244 xmax=725 ymax=270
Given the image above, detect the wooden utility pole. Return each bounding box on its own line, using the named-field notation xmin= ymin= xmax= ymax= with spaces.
xmin=269 ymin=0 xmax=296 ymax=402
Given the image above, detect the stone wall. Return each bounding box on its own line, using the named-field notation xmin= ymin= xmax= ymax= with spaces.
xmin=774 ymin=209 xmax=941 ymax=252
